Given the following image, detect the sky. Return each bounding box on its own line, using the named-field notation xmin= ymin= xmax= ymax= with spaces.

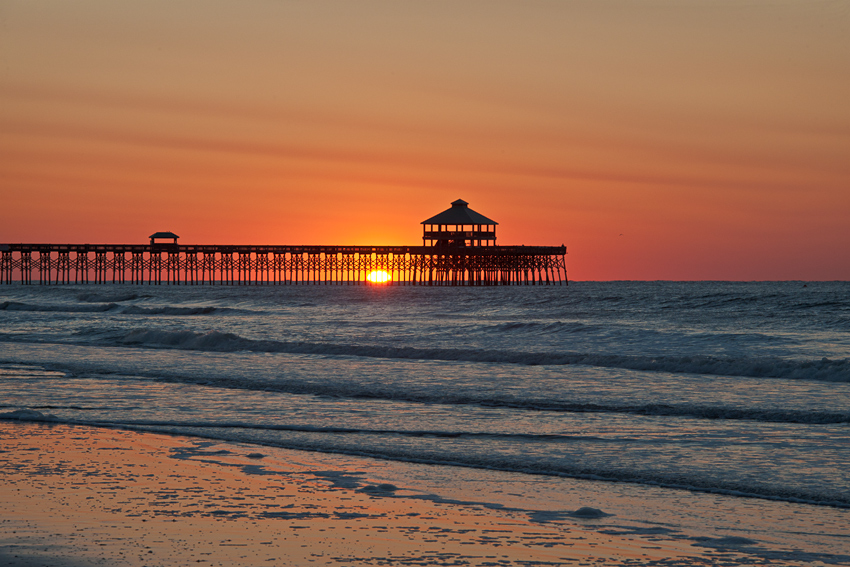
xmin=1 ymin=0 xmax=848 ymax=280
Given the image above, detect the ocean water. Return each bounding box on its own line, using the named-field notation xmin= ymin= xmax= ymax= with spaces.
xmin=1 ymin=281 xmax=849 ymax=563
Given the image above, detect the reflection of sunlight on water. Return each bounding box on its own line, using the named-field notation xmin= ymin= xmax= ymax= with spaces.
xmin=366 ymin=270 xmax=391 ymax=284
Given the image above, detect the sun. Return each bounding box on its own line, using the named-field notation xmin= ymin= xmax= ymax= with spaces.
xmin=366 ymin=270 xmax=391 ymax=284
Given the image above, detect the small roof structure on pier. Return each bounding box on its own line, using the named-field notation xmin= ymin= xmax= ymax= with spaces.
xmin=421 ymin=199 xmax=498 ymax=226
xmin=150 ymin=232 xmax=179 ymax=245
xmin=421 ymin=199 xmax=497 ymax=247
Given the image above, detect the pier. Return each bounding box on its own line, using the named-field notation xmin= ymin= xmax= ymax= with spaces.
xmin=0 ymin=200 xmax=567 ymax=286
xmin=0 ymin=244 xmax=566 ymax=286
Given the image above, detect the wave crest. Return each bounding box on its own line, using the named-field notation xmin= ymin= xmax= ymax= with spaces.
xmin=114 ymin=328 xmax=850 ymax=383
xmin=0 ymin=301 xmax=221 ymax=316
xmin=2 ymin=410 xmax=846 ymax=508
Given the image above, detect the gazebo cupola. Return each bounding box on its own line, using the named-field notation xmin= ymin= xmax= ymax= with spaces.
xmin=421 ymin=199 xmax=497 ymax=247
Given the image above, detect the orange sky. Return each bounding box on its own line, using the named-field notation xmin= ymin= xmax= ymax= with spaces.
xmin=1 ymin=0 xmax=848 ymax=280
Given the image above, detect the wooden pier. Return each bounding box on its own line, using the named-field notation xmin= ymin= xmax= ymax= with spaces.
xmin=0 ymin=244 xmax=566 ymax=286
xmin=0 ymin=200 xmax=567 ymax=286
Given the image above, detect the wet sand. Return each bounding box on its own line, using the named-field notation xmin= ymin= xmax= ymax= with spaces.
xmin=1 ymin=422 xmax=770 ymax=566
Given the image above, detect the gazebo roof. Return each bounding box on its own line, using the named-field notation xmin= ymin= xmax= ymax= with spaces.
xmin=421 ymin=199 xmax=498 ymax=226
xmin=149 ymin=232 xmax=180 ymax=239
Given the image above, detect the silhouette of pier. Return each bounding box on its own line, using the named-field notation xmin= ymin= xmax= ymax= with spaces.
xmin=0 ymin=243 xmax=565 ymax=285
xmin=0 ymin=200 xmax=567 ymax=286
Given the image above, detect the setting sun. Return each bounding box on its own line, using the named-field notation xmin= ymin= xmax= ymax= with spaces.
xmin=366 ymin=270 xmax=391 ymax=284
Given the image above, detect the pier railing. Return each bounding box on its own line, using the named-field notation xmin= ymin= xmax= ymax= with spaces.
xmin=0 ymin=244 xmax=567 ymax=286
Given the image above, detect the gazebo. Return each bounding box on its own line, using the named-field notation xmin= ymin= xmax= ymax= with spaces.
xmin=421 ymin=199 xmax=497 ymax=247
xmin=149 ymin=232 xmax=179 ymax=246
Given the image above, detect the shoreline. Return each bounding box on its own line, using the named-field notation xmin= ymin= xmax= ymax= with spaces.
xmin=0 ymin=421 xmax=777 ymax=566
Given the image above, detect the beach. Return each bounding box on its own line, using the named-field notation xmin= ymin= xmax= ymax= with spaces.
xmin=1 ymin=282 xmax=848 ymax=565
xmin=2 ymin=421 xmax=786 ymax=566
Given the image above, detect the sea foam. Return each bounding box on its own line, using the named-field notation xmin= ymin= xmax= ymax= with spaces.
xmin=115 ymin=328 xmax=850 ymax=382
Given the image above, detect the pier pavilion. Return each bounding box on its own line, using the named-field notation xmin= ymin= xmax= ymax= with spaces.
xmin=0 ymin=200 xmax=567 ymax=286
xmin=422 ymin=199 xmax=497 ymax=247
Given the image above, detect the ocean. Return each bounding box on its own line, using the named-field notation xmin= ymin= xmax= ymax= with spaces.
xmin=1 ymin=281 xmax=848 ymax=564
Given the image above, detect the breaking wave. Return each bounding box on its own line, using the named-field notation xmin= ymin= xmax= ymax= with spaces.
xmin=120 ymin=306 xmax=220 ymax=315
xmin=2 ymin=409 xmax=847 ymax=508
xmin=4 ymin=356 xmax=848 ymax=424
xmin=115 ymin=328 xmax=850 ymax=383
xmin=0 ymin=301 xmax=120 ymax=313
xmin=76 ymin=292 xmax=147 ymax=303
xmin=0 ymin=301 xmax=226 ymax=316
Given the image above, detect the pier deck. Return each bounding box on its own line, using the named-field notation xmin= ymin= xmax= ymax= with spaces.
xmin=0 ymin=244 xmax=567 ymax=286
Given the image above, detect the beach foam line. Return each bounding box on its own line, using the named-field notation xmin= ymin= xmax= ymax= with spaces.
xmin=1 ymin=421 xmax=764 ymax=567
xmin=110 ymin=328 xmax=850 ymax=382
xmin=4 ymin=410 xmax=848 ymax=509
xmin=1 ymin=354 xmax=847 ymax=426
